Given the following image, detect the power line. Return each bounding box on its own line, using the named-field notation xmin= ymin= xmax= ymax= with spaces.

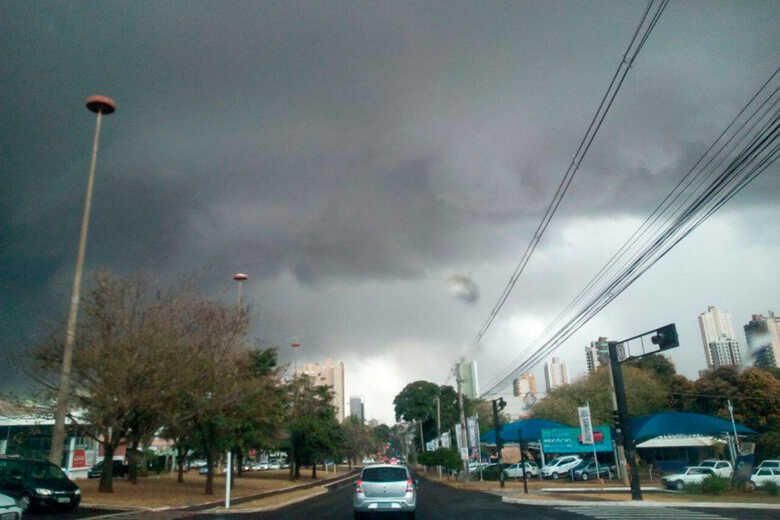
xmin=473 ymin=0 xmax=669 ymax=345
xmin=480 ymin=68 xmax=780 ymax=397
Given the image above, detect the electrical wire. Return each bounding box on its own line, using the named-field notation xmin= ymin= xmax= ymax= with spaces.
xmin=472 ymin=0 xmax=670 ymax=346
xmin=480 ymin=68 xmax=780 ymax=397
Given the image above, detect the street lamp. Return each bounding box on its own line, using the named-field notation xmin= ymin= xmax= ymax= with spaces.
xmin=291 ymin=342 xmax=301 ymax=375
xmin=49 ymin=95 xmax=116 ymax=466
xmin=232 ymin=273 xmax=248 ymax=306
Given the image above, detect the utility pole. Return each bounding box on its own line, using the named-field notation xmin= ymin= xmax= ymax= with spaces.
xmin=456 ymin=371 xmax=470 ymax=481
xmin=435 ymin=396 xmax=442 ymax=478
xmin=608 ymin=341 xmax=642 ymax=500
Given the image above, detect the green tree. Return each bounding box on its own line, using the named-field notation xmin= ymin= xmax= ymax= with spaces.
xmin=530 ymin=366 xmax=669 ymax=426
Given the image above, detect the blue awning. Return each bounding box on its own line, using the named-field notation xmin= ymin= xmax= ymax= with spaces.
xmin=629 ymin=412 xmax=756 ymax=442
xmin=480 ymin=418 xmax=568 ymax=444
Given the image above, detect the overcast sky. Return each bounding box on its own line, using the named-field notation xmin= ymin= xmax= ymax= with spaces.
xmin=2 ymin=1 xmax=778 ymax=425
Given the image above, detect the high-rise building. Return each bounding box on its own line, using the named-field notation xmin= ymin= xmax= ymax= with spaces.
xmin=544 ymin=357 xmax=568 ymax=392
xmin=512 ymin=373 xmax=536 ymax=397
xmin=349 ymin=396 xmax=365 ymax=423
xmin=296 ymin=359 xmax=346 ymax=422
xmin=744 ymin=312 xmax=780 ymax=368
xmin=457 ymin=359 xmax=479 ymax=399
xmin=585 ymin=337 xmax=627 ymax=373
xmin=698 ymin=306 xmax=742 ymax=369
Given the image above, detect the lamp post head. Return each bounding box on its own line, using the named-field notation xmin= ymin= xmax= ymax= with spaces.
xmin=232 ymin=273 xmax=248 ymax=281
xmin=291 ymin=342 xmax=301 ymax=348
xmin=86 ymin=95 xmax=116 ymax=114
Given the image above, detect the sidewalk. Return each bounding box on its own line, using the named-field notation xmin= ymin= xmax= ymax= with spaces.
xmin=503 ymin=495 xmax=780 ymax=510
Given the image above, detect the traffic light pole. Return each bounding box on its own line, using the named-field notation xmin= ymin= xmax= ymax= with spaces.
xmin=492 ymin=398 xmax=505 ymax=488
xmin=608 ymin=341 xmax=642 ymax=500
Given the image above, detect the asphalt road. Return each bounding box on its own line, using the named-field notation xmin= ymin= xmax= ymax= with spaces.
xmin=176 ymin=476 xmax=780 ymax=520
xmin=46 ymin=477 xmax=780 ymax=520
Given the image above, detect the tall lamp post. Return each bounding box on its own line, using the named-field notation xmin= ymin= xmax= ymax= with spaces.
xmin=232 ymin=273 xmax=248 ymax=306
xmin=49 ymin=95 xmax=116 ymax=466
xmin=291 ymin=342 xmax=301 ymax=375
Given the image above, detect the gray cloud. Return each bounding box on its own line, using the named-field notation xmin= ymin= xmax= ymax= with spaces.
xmin=2 ymin=1 xmax=779 ymax=418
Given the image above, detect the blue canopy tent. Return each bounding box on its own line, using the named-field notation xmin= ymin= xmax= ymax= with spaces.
xmin=480 ymin=418 xmax=568 ymax=445
xmin=629 ymin=412 xmax=756 ymax=442
xmin=629 ymin=412 xmax=756 ymax=474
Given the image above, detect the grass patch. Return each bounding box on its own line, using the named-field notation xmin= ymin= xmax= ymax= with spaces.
xmin=79 ymin=468 xmax=348 ymax=509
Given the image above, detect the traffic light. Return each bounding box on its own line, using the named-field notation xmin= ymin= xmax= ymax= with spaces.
xmin=650 ymin=323 xmax=679 ymax=351
xmin=497 ymin=397 xmax=506 ymax=411
xmin=612 ymin=410 xmax=622 ymax=429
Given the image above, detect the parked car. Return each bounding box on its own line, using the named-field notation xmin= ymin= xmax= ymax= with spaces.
xmin=755 ymin=459 xmax=780 ymax=471
xmin=661 ymin=466 xmax=716 ymax=490
xmin=699 ymin=459 xmax=733 ymax=479
xmin=198 ymin=465 xmax=209 ymax=475
xmin=541 ymin=456 xmax=582 ymax=480
xmin=87 ymin=459 xmax=129 ymax=479
xmin=571 ymin=459 xmax=615 ymax=481
xmin=268 ymin=462 xmax=281 ymax=470
xmin=362 ymin=457 xmax=375 ymax=464
xmin=0 ymin=457 xmax=81 ymax=512
xmin=503 ymin=462 xmax=539 ymax=479
xmin=354 ymin=464 xmax=416 ymax=519
xmin=189 ymin=459 xmax=207 ymax=469
xmin=0 ymin=492 xmax=22 ymax=520
xmin=280 ymin=461 xmax=290 ymax=469
xmin=749 ymin=468 xmax=780 ymax=490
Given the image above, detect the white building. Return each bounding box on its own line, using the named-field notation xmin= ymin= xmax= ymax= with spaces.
xmin=297 ymin=359 xmax=346 ymax=422
xmin=457 ymin=359 xmax=479 ymax=399
xmin=744 ymin=311 xmax=780 ymax=368
xmin=544 ymin=357 xmax=568 ymax=392
xmin=698 ymin=306 xmax=742 ymax=369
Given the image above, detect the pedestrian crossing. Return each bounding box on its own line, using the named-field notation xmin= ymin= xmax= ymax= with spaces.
xmin=556 ymin=505 xmax=735 ymax=520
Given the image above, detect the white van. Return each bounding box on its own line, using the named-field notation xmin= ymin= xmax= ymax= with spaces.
xmin=541 ymin=455 xmax=582 ymax=479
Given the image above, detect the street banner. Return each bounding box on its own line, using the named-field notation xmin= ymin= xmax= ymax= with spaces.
xmin=425 ymin=439 xmax=436 ymax=452
xmin=467 ymin=416 xmax=479 ymax=449
xmin=455 ymin=424 xmax=464 ymax=450
xmin=578 ymin=405 xmax=594 ymax=445
xmin=441 ymin=432 xmax=451 ymax=449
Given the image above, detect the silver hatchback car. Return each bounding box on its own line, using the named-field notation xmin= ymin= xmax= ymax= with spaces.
xmin=354 ymin=464 xmax=416 ymax=519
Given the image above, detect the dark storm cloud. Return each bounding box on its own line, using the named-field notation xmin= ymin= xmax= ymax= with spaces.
xmin=2 ymin=0 xmax=779 ymax=400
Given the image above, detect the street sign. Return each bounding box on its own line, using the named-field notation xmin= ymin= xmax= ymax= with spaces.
xmin=578 ymin=405 xmax=594 ymax=445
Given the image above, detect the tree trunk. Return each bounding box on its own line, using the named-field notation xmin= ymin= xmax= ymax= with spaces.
xmin=312 ymin=460 xmax=317 ymax=479
xmin=177 ymin=454 xmax=185 ymax=483
xmin=127 ymin=440 xmax=139 ymax=484
xmin=294 ymin=456 xmax=301 ymax=479
xmin=99 ymin=442 xmax=115 ymax=493
xmin=235 ymin=449 xmax=243 ymax=477
xmin=348 ymin=457 xmax=352 ymax=470
xmin=288 ymin=446 xmax=296 ymax=481
xmin=205 ymin=449 xmax=215 ymax=495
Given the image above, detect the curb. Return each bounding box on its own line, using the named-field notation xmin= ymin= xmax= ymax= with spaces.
xmin=502 ymin=496 xmax=780 ymax=510
xmin=204 ymin=487 xmax=330 ymax=514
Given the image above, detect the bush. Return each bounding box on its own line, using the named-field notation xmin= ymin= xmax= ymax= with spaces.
xmin=700 ymin=476 xmax=730 ymax=495
xmin=763 ymin=480 xmax=779 ymax=496
xmin=682 ymin=481 xmax=702 ymax=494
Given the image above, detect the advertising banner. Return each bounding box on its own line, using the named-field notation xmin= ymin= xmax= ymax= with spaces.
xmin=71 ymin=449 xmax=86 ymax=468
xmin=541 ymin=426 xmax=612 ymax=454
xmin=454 ymin=424 xmax=464 ymax=451
xmin=578 ymin=405 xmax=594 ymax=445
xmin=441 ymin=432 xmax=451 ymax=449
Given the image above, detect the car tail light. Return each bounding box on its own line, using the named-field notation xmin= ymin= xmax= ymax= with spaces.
xmin=406 ymin=478 xmax=414 ymax=492
xmin=355 ymin=479 xmax=363 ymax=494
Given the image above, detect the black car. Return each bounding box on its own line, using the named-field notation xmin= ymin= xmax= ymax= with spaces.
xmin=88 ymin=459 xmax=129 ymax=479
xmin=0 ymin=457 xmax=81 ymax=512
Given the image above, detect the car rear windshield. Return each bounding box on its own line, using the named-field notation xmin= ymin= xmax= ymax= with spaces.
xmin=362 ymin=467 xmax=407 ymax=482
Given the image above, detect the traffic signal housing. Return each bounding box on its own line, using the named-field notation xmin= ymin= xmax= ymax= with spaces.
xmin=650 ymin=323 xmax=679 ymax=351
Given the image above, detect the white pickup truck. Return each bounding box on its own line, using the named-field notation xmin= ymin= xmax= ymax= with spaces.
xmin=699 ymin=459 xmax=733 ymax=479
xmin=661 ymin=466 xmax=716 ymax=490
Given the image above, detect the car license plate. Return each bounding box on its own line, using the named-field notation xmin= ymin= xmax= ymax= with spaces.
xmin=56 ymin=497 xmax=71 ymax=503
